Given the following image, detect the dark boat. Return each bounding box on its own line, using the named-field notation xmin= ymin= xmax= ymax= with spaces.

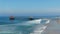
xmin=9 ymin=16 xmax=15 ymax=20
xmin=28 ymin=16 xmax=34 ymax=20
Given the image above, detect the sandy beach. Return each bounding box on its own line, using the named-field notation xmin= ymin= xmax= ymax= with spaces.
xmin=42 ymin=19 xmax=60 ymax=34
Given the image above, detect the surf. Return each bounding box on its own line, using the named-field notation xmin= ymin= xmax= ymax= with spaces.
xmin=0 ymin=19 xmax=50 ymax=34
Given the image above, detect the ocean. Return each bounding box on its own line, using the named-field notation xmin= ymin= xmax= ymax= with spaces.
xmin=0 ymin=16 xmax=57 ymax=34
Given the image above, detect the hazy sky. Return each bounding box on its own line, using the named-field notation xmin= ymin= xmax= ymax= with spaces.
xmin=0 ymin=0 xmax=60 ymax=16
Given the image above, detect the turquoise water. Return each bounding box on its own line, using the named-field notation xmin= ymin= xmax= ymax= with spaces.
xmin=0 ymin=17 xmax=50 ymax=34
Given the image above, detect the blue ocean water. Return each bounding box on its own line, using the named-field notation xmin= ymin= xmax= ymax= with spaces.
xmin=0 ymin=16 xmax=52 ymax=34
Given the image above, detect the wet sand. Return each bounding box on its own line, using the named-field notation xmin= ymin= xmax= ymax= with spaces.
xmin=42 ymin=19 xmax=60 ymax=34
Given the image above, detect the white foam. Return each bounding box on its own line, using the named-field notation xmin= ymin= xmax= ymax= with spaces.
xmin=8 ymin=19 xmax=42 ymax=26
xmin=30 ymin=19 xmax=50 ymax=34
xmin=30 ymin=26 xmax=47 ymax=34
xmin=42 ymin=19 xmax=50 ymax=24
xmin=23 ymin=19 xmax=41 ymax=25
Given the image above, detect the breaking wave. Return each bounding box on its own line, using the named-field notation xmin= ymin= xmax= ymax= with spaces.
xmin=0 ymin=19 xmax=50 ymax=34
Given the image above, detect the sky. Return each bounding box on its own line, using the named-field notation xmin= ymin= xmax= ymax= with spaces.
xmin=0 ymin=0 xmax=60 ymax=16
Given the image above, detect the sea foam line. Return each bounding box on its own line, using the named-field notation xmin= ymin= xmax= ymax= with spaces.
xmin=30 ymin=26 xmax=47 ymax=34
xmin=30 ymin=19 xmax=50 ymax=34
xmin=42 ymin=19 xmax=50 ymax=24
xmin=7 ymin=19 xmax=42 ymax=26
